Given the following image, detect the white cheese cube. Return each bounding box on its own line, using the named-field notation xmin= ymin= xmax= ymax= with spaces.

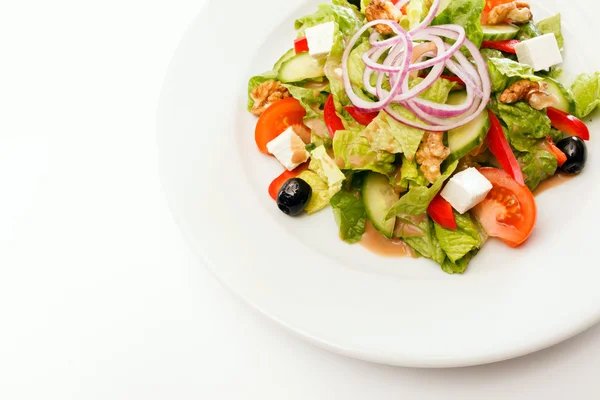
xmin=515 ymin=33 xmax=563 ymax=71
xmin=305 ymin=22 xmax=335 ymax=56
xmin=440 ymin=168 xmax=493 ymax=214
xmin=266 ymin=127 xmax=309 ymax=171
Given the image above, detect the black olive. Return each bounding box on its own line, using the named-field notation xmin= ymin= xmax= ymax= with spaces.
xmin=556 ymin=136 xmax=587 ymax=175
xmin=277 ymin=178 xmax=312 ymax=216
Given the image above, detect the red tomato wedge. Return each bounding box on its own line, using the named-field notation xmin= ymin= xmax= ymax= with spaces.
xmin=546 ymin=107 xmax=590 ymax=141
xmin=472 ymin=168 xmax=537 ymax=247
xmin=545 ymin=136 xmax=568 ymax=167
xmin=486 ymin=110 xmax=525 ymax=186
xmin=441 ymin=75 xmax=465 ymax=86
xmin=481 ymin=40 xmax=520 ymax=54
xmin=255 ymin=98 xmax=306 ymax=154
xmin=324 ymin=94 xmax=345 ymax=138
xmin=294 ymin=37 xmax=309 ymax=54
xmin=427 ymin=194 xmax=457 ymax=230
xmin=344 ymin=106 xmax=379 ymax=125
xmin=268 ymin=163 xmax=309 ymax=201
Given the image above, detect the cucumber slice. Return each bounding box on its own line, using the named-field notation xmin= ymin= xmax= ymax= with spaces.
xmin=544 ymin=78 xmax=575 ymax=114
xmin=446 ymin=92 xmax=491 ymax=162
xmin=278 ymin=52 xmax=326 ymax=83
xmin=482 ymin=24 xmax=520 ymax=41
xmin=273 ymin=48 xmax=295 ymax=73
xmin=362 ymin=172 xmax=399 ymax=239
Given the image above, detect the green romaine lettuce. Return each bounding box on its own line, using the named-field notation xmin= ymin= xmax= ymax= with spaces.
xmin=333 ymin=129 xmax=396 ymax=175
xmin=516 ymin=21 xmax=541 ymax=41
xmin=330 ymin=191 xmax=367 ymax=243
xmin=497 ymin=102 xmax=551 ymax=151
xmin=402 ymin=216 xmax=447 ymax=265
xmin=309 ymin=145 xmax=346 ymax=196
xmin=518 ymin=148 xmax=558 ymax=191
xmin=283 ymin=84 xmax=328 ymax=119
xmin=570 ymin=72 xmax=600 ymax=118
xmin=434 ymin=212 xmax=482 ymax=263
xmin=441 ymin=251 xmax=476 ymax=274
xmin=347 ymin=39 xmax=372 ymax=99
xmin=480 ymin=48 xmax=504 ymax=61
xmin=487 ymin=57 xmax=542 ymax=92
xmin=386 ymin=160 xmax=459 ymax=219
xmin=537 ymin=14 xmax=563 ymax=50
xmin=297 ymin=171 xmax=333 ymax=214
xmin=405 ymin=0 xmax=433 ymax=30
xmin=295 ymin=3 xmax=363 ymax=38
xmin=432 ymin=0 xmax=485 ymax=47
xmin=398 ymin=155 xmax=429 ymax=190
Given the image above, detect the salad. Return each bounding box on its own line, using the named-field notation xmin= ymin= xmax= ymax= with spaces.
xmin=247 ymin=0 xmax=594 ymax=274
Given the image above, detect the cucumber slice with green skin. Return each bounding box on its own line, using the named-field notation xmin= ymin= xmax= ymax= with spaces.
xmin=481 ymin=24 xmax=520 ymax=41
xmin=362 ymin=172 xmax=399 ymax=238
xmin=273 ymin=48 xmax=295 ymax=73
xmin=278 ymin=52 xmax=326 ymax=83
xmin=446 ymin=92 xmax=491 ymax=162
xmin=544 ymin=78 xmax=575 ymax=114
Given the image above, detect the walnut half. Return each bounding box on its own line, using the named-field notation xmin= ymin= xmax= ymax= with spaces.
xmin=251 ymin=80 xmax=291 ymax=116
xmin=365 ymin=0 xmax=403 ymax=35
xmin=500 ymin=80 xmax=558 ymax=110
xmin=416 ymin=131 xmax=451 ymax=184
xmin=488 ymin=1 xmax=532 ymax=25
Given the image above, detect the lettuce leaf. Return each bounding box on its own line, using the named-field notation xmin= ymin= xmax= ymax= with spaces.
xmin=405 ymin=0 xmax=433 ymax=30
xmin=398 ymin=155 xmax=429 ymax=190
xmin=283 ymin=84 xmax=328 ymax=119
xmin=386 ymin=160 xmax=459 ymax=219
xmin=570 ymin=72 xmax=600 ymax=118
xmin=537 ymin=14 xmax=563 ymax=50
xmin=441 ymin=252 xmax=476 ymax=274
xmin=297 ymin=171 xmax=333 ymax=214
xmin=309 ymin=145 xmax=346 ymax=196
xmin=295 ymin=3 xmax=363 ymax=38
xmin=432 ymin=0 xmax=485 ymax=47
xmin=333 ymin=129 xmax=396 ymax=175
xmin=497 ymin=102 xmax=551 ymax=151
xmin=516 ymin=21 xmax=541 ymax=41
xmin=402 ymin=217 xmax=447 ymax=265
xmin=434 ymin=212 xmax=482 ymax=263
xmin=518 ymin=148 xmax=558 ymax=191
xmin=330 ymin=191 xmax=367 ymax=243
xmin=487 ymin=57 xmax=543 ymax=93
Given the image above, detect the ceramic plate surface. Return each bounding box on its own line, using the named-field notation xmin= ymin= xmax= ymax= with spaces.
xmin=158 ymin=0 xmax=600 ymax=367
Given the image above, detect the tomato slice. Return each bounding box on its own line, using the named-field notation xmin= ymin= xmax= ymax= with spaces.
xmin=268 ymin=163 xmax=309 ymax=201
xmin=294 ymin=37 xmax=309 ymax=54
xmin=472 ymin=168 xmax=537 ymax=247
xmin=344 ymin=106 xmax=379 ymax=126
xmin=546 ymin=107 xmax=590 ymax=141
xmin=255 ymin=98 xmax=306 ymax=154
xmin=545 ymin=136 xmax=567 ymax=167
xmin=427 ymin=194 xmax=457 ymax=230
xmin=487 ymin=110 xmax=525 ymax=186
xmin=324 ymin=94 xmax=345 ymax=138
xmin=481 ymin=40 xmax=520 ymax=54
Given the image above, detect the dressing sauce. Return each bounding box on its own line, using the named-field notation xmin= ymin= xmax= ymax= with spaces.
xmin=359 ymin=221 xmax=416 ymax=258
xmin=534 ymin=174 xmax=573 ymax=196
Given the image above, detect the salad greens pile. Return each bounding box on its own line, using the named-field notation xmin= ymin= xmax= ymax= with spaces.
xmin=247 ymin=0 xmax=597 ymax=274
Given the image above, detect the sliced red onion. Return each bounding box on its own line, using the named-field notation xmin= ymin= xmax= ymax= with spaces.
xmin=341 ymin=0 xmax=491 ymax=131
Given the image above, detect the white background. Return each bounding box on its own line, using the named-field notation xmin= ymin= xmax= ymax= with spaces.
xmin=1 ymin=0 xmax=599 ymax=398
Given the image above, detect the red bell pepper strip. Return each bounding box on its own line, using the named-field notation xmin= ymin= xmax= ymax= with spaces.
xmin=294 ymin=37 xmax=309 ymax=54
xmin=428 ymin=194 xmax=457 ymax=230
xmin=440 ymin=75 xmax=465 ymax=86
xmin=344 ymin=106 xmax=379 ymax=125
xmin=546 ymin=107 xmax=590 ymax=141
xmin=268 ymin=163 xmax=309 ymax=201
xmin=544 ymin=136 xmax=568 ymax=167
xmin=486 ymin=110 xmax=526 ymax=186
xmin=324 ymin=95 xmax=345 ymax=138
xmin=481 ymin=40 xmax=521 ymax=54
xmin=390 ymin=0 xmax=408 ymax=13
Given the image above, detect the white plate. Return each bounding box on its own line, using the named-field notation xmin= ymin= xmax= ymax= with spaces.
xmin=158 ymin=0 xmax=600 ymax=367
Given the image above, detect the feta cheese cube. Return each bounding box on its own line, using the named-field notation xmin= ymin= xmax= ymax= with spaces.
xmin=440 ymin=168 xmax=493 ymax=214
xmin=305 ymin=22 xmax=335 ymax=56
xmin=266 ymin=127 xmax=309 ymax=171
xmin=515 ymin=33 xmax=563 ymax=71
